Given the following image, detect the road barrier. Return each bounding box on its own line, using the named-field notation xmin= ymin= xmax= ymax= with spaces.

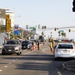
xmin=30 ymin=45 xmax=38 ymax=51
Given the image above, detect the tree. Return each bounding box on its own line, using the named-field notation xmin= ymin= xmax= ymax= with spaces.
xmin=61 ymin=32 xmax=66 ymax=37
xmin=41 ymin=32 xmax=44 ymax=36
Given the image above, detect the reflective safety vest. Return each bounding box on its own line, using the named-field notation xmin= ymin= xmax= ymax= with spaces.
xmin=49 ymin=43 xmax=53 ymax=48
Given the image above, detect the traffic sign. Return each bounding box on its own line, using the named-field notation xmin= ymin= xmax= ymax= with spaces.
xmin=14 ymin=30 xmax=19 ymax=35
xmin=14 ymin=25 xmax=19 ymax=29
xmin=29 ymin=27 xmax=35 ymax=30
xmin=5 ymin=14 xmax=10 ymax=19
xmin=58 ymin=30 xmax=64 ymax=33
xmin=6 ymin=19 xmax=11 ymax=32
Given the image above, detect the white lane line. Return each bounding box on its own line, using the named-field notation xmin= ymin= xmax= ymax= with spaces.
xmin=9 ymin=62 xmax=12 ymax=64
xmin=4 ymin=66 xmax=8 ymax=68
xmin=56 ymin=69 xmax=62 ymax=75
xmin=57 ymin=71 xmax=62 ymax=75
xmin=0 ymin=70 xmax=2 ymax=72
xmin=12 ymin=60 xmax=15 ymax=62
xmin=42 ymin=49 xmax=45 ymax=51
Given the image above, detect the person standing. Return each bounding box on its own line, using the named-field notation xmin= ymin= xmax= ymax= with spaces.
xmin=49 ymin=42 xmax=53 ymax=52
xmin=37 ymin=40 xmax=40 ymax=50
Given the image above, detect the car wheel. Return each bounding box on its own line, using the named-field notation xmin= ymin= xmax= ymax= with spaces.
xmin=54 ymin=57 xmax=57 ymax=60
xmin=17 ymin=52 xmax=20 ymax=55
xmin=2 ymin=52 xmax=6 ymax=55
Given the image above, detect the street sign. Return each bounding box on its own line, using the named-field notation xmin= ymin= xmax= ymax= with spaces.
xmin=58 ymin=30 xmax=64 ymax=33
xmin=14 ymin=25 xmax=19 ymax=29
xmin=5 ymin=14 xmax=10 ymax=19
xmin=6 ymin=19 xmax=11 ymax=32
xmin=14 ymin=30 xmax=19 ymax=35
xmin=29 ymin=27 xmax=35 ymax=30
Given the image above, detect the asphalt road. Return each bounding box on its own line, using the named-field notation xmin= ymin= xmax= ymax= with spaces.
xmin=0 ymin=42 xmax=75 ymax=75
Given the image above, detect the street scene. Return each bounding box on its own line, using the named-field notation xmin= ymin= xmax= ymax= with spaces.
xmin=0 ymin=41 xmax=75 ymax=75
xmin=0 ymin=0 xmax=75 ymax=75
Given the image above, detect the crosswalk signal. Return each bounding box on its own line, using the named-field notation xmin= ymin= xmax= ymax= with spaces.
xmin=72 ymin=0 xmax=75 ymax=12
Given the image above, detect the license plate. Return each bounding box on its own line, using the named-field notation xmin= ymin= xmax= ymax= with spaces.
xmin=8 ymin=50 xmax=12 ymax=51
xmin=24 ymin=46 xmax=26 ymax=48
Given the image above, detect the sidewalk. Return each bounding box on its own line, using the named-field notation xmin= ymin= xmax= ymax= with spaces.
xmin=63 ymin=60 xmax=75 ymax=71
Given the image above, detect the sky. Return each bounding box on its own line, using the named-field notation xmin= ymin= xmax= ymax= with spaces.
xmin=0 ymin=0 xmax=75 ymax=39
xmin=0 ymin=0 xmax=74 ymax=27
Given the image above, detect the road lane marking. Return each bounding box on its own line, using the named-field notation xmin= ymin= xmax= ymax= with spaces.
xmin=9 ymin=62 xmax=12 ymax=64
xmin=42 ymin=49 xmax=45 ymax=51
xmin=56 ymin=69 xmax=62 ymax=75
xmin=0 ymin=70 xmax=2 ymax=72
xmin=57 ymin=71 xmax=62 ymax=75
xmin=12 ymin=60 xmax=15 ymax=62
xmin=4 ymin=66 xmax=7 ymax=68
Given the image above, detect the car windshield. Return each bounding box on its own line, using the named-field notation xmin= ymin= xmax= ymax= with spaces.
xmin=58 ymin=44 xmax=73 ymax=49
xmin=22 ymin=41 xmax=29 ymax=44
xmin=6 ymin=40 xmax=18 ymax=44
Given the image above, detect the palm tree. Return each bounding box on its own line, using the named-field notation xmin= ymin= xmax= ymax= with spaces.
xmin=58 ymin=31 xmax=61 ymax=36
xmin=61 ymin=32 xmax=66 ymax=37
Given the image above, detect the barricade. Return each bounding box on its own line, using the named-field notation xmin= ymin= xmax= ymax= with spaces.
xmin=30 ymin=45 xmax=38 ymax=51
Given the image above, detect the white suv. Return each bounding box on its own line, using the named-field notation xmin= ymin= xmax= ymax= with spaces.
xmin=54 ymin=43 xmax=75 ymax=59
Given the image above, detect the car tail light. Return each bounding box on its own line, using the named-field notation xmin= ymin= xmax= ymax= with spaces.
xmin=72 ymin=49 xmax=75 ymax=53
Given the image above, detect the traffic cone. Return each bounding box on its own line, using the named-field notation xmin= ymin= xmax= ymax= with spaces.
xmin=31 ymin=46 xmax=34 ymax=51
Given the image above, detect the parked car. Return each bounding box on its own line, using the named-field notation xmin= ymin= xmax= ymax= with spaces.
xmin=21 ymin=40 xmax=32 ymax=49
xmin=30 ymin=39 xmax=38 ymax=45
xmin=54 ymin=42 xmax=75 ymax=60
xmin=2 ymin=39 xmax=22 ymax=55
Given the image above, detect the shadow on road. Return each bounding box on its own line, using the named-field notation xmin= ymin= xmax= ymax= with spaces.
xmin=3 ymin=54 xmax=54 ymax=61
xmin=1 ymin=54 xmax=75 ymax=75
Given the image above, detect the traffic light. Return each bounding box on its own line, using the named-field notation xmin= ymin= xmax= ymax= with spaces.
xmin=72 ymin=0 xmax=75 ymax=12
xmin=26 ymin=25 xmax=28 ymax=29
xmin=69 ymin=29 xmax=71 ymax=32
xmin=54 ymin=28 xmax=57 ymax=31
xmin=42 ymin=26 xmax=46 ymax=29
xmin=6 ymin=19 xmax=11 ymax=32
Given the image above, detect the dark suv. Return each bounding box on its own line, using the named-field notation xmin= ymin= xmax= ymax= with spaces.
xmin=22 ymin=40 xmax=32 ymax=49
xmin=2 ymin=39 xmax=22 ymax=55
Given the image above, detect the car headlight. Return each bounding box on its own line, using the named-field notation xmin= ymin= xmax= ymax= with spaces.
xmin=15 ymin=47 xmax=19 ymax=50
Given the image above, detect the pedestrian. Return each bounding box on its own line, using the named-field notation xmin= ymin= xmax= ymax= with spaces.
xmin=32 ymin=41 xmax=34 ymax=47
xmin=37 ymin=40 xmax=40 ymax=50
xmin=49 ymin=42 xmax=53 ymax=52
